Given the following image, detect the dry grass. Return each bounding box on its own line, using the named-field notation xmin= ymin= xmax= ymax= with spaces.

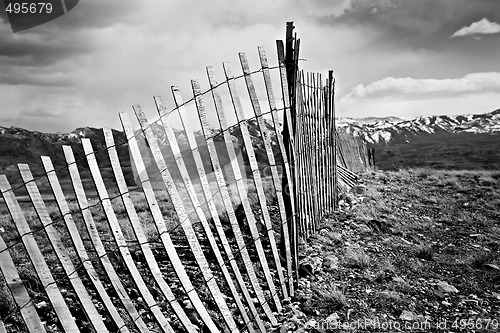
xmin=344 ymin=248 xmax=371 ymax=269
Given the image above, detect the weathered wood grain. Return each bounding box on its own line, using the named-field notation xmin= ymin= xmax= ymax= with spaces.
xmin=41 ymin=156 xmax=131 ymax=333
xmin=62 ymin=145 xmax=150 ymax=333
xmin=131 ymin=106 xmax=238 ymax=332
xmin=0 ymin=236 xmax=47 ymax=333
xmin=0 ymin=176 xmax=80 ymax=333
xmin=102 ymin=128 xmax=198 ymax=333
xmin=191 ymin=78 xmax=278 ymax=325
xmin=18 ymin=163 xmax=109 ymax=333
xmin=155 ymin=93 xmax=263 ymax=333
xmin=119 ymin=112 xmax=222 ymax=333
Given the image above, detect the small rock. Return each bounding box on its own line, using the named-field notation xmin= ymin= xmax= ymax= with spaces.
xmin=183 ymin=299 xmax=194 ymax=310
xmin=325 ymin=313 xmax=339 ymax=323
xmin=322 ymin=255 xmax=339 ymax=270
xmin=441 ymin=301 xmax=452 ymax=306
xmin=300 ymin=303 xmax=316 ymax=316
xmin=399 ymin=310 xmax=418 ymax=321
xmin=436 ymin=281 xmax=459 ymax=294
xmin=35 ymin=301 xmax=48 ymax=309
xmin=392 ymin=276 xmax=405 ymax=284
xmin=352 ymin=184 xmax=367 ymax=195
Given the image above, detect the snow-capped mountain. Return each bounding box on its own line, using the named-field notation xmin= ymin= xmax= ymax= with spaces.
xmin=338 ymin=109 xmax=500 ymax=144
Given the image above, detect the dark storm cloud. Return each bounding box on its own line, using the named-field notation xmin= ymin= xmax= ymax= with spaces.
xmin=314 ymin=0 xmax=500 ymax=48
xmin=0 ymin=36 xmax=89 ymax=67
xmin=0 ymin=0 xmax=137 ymax=85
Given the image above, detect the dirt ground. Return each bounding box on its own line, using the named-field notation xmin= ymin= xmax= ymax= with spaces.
xmin=277 ymin=168 xmax=500 ymax=333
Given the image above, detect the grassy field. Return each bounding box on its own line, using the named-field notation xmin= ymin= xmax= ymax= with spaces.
xmin=373 ymin=132 xmax=500 ymax=171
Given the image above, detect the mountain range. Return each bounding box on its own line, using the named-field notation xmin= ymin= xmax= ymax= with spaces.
xmin=0 ymin=119 xmax=280 ymax=194
xmin=1 ymin=108 xmax=499 ymax=192
xmin=338 ymin=109 xmax=500 ymax=144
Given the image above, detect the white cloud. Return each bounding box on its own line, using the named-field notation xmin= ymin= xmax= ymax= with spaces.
xmin=337 ymin=92 xmax=500 ymax=120
xmin=451 ymin=18 xmax=500 ymax=38
xmin=343 ymin=72 xmax=500 ymax=99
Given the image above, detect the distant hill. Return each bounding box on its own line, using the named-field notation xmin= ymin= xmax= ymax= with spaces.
xmin=337 ymin=109 xmax=500 ymax=144
xmin=0 ymin=126 xmax=132 ymax=195
xmin=337 ymin=109 xmax=500 ymax=171
xmin=0 ymin=119 xmax=281 ymax=195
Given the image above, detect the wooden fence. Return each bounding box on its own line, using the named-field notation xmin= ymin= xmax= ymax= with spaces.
xmin=0 ymin=23 xmax=370 ymax=333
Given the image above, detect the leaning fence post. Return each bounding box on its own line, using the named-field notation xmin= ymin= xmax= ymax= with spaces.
xmin=279 ymin=21 xmax=300 ymax=287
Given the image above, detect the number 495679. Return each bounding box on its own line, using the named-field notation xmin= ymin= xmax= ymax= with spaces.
xmin=5 ymin=2 xmax=53 ymax=14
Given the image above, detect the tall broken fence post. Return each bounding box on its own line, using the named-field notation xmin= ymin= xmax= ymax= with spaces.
xmin=279 ymin=21 xmax=300 ymax=288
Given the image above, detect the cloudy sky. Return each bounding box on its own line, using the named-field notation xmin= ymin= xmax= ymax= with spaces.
xmin=1 ymin=0 xmax=499 ymax=132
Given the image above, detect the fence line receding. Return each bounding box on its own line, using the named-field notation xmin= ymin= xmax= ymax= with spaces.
xmin=0 ymin=23 xmax=371 ymax=333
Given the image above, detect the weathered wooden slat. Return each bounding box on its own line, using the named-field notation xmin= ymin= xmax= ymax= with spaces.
xmin=301 ymin=71 xmax=314 ymax=235
xmin=207 ymin=65 xmax=282 ymax=313
xmin=130 ymin=107 xmax=238 ymax=332
xmin=316 ymin=74 xmax=325 ymax=215
xmin=0 ymin=236 xmax=47 ymax=333
xmin=101 ymin=128 xmax=198 ymax=333
xmin=17 ymin=164 xmax=109 ymax=333
xmin=276 ymin=40 xmax=299 ymax=283
xmin=311 ymin=73 xmax=321 ymax=220
xmin=0 ymin=176 xmax=80 ymax=333
xmin=155 ymin=93 xmax=263 ymax=333
xmin=190 ymin=79 xmax=278 ymax=326
xmin=81 ymin=139 xmax=174 ymax=333
xmin=295 ymin=74 xmax=308 ymax=238
xmin=225 ymin=58 xmax=288 ymax=303
xmin=41 ymin=156 xmax=131 ymax=333
xmin=314 ymin=73 xmax=322 ymax=224
xmin=62 ymin=146 xmax=150 ymax=333
xmin=310 ymin=73 xmax=320 ymax=230
xmin=118 ymin=112 xmax=221 ymax=333
xmin=330 ymin=72 xmax=338 ymax=211
xmin=257 ymin=46 xmax=294 ymax=297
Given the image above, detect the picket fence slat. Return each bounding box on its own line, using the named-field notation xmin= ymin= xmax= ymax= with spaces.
xmin=62 ymin=145 xmax=150 ymax=333
xmin=0 ymin=236 xmax=47 ymax=333
xmin=0 ymin=176 xmax=80 ymax=333
xmin=224 ymin=60 xmax=285 ymax=308
xmin=210 ymin=63 xmax=283 ymax=309
xmin=190 ymin=79 xmax=278 ymax=325
xmin=154 ymin=93 xmax=262 ymax=333
xmin=168 ymin=87 xmax=269 ymax=332
xmin=18 ymin=164 xmax=109 ymax=333
xmin=239 ymin=52 xmax=291 ymax=300
xmin=81 ymin=139 xmax=175 ymax=333
xmin=119 ymin=112 xmax=222 ymax=333
xmin=130 ymin=105 xmax=239 ymax=332
xmin=101 ymin=128 xmax=199 ymax=333
xmin=40 ymin=156 xmax=131 ymax=333
xmin=257 ymin=46 xmax=294 ymax=297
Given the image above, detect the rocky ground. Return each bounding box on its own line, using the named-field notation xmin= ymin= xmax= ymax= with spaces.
xmin=276 ymin=168 xmax=500 ymax=332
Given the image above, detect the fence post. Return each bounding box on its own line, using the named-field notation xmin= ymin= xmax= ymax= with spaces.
xmin=280 ymin=21 xmax=300 ymax=285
